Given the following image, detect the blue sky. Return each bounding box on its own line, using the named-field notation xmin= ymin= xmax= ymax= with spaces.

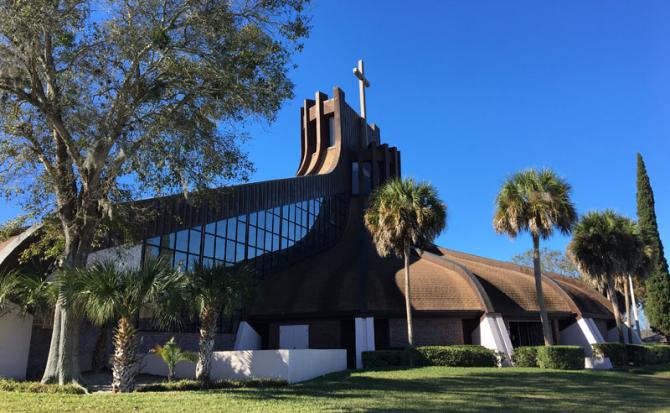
xmin=2 ymin=0 xmax=669 ymax=264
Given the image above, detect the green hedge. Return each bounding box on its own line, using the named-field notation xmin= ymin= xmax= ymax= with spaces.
xmin=414 ymin=346 xmax=497 ymax=367
xmin=361 ymin=350 xmax=407 ymax=368
xmin=536 ymin=346 xmax=585 ymax=370
xmin=591 ymin=343 xmax=670 ymax=367
xmin=362 ymin=345 xmax=497 ymax=368
xmin=512 ymin=346 xmax=539 ymax=367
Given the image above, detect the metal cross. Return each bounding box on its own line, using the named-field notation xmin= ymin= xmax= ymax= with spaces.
xmin=353 ymin=59 xmax=370 ymax=119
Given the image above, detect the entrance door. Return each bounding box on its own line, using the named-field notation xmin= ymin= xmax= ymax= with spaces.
xmin=279 ymin=325 xmax=309 ymax=349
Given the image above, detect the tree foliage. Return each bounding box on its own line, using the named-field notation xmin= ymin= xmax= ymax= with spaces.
xmin=494 ymin=168 xmax=577 ymax=346
xmin=637 ymin=153 xmax=670 ymax=336
xmin=0 ymin=0 xmax=309 ymax=384
xmin=511 ymin=247 xmax=580 ymax=277
xmin=365 ymin=178 xmax=447 ymax=258
xmin=568 ymin=210 xmax=648 ymax=342
xmin=493 ymin=169 xmax=577 ymax=240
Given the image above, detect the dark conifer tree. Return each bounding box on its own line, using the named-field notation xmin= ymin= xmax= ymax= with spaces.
xmin=637 ymin=153 xmax=670 ymax=336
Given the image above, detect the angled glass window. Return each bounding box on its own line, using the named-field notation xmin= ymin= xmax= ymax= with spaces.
xmin=175 ymin=230 xmax=189 ymax=252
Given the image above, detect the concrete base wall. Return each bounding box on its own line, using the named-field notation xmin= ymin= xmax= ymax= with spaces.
xmin=0 ymin=306 xmax=33 ymax=379
xmin=472 ymin=314 xmax=513 ymax=363
xmin=141 ymin=349 xmax=346 ymax=384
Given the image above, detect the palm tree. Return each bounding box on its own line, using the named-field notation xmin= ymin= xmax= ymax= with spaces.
xmin=151 ymin=337 xmax=197 ymax=382
xmin=62 ymin=256 xmax=185 ymax=392
xmin=364 ymin=178 xmax=447 ymax=346
xmin=186 ymin=261 xmax=254 ymax=383
xmin=493 ymin=169 xmax=577 ymax=345
xmin=0 ymin=270 xmax=53 ymax=318
xmin=568 ymin=211 xmax=646 ymax=343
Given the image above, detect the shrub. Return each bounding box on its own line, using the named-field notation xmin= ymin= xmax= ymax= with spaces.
xmin=647 ymin=344 xmax=670 ymax=364
xmin=136 ymin=378 xmax=287 ymax=392
xmin=413 ymin=346 xmax=497 ymax=367
xmin=536 ymin=346 xmax=585 ymax=370
xmin=627 ymin=345 xmax=657 ymax=366
xmin=0 ymin=378 xmax=86 ymax=394
xmin=512 ymin=346 xmax=539 ymax=367
xmin=362 ymin=346 xmax=497 ymax=368
xmin=592 ymin=343 xmax=628 ymax=367
xmin=362 ymin=350 xmax=407 ymax=368
xmin=592 ymin=343 xmax=669 ymax=367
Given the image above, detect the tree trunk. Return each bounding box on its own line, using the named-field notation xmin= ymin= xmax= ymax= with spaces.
xmin=41 ymin=244 xmax=86 ymax=385
xmin=403 ymin=245 xmax=414 ymax=347
xmin=624 ymin=277 xmax=633 ymax=344
xmin=196 ymin=306 xmax=219 ymax=383
xmin=112 ymin=316 xmax=139 ymax=393
xmin=607 ymin=275 xmax=625 ymax=344
xmin=532 ymin=235 xmax=554 ymax=345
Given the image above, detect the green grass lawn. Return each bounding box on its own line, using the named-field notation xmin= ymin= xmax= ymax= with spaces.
xmin=1 ymin=366 xmax=669 ymax=412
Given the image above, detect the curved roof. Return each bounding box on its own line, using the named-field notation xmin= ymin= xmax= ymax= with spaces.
xmin=437 ymin=248 xmax=613 ymax=319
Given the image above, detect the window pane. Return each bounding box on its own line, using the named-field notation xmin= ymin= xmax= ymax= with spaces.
xmin=248 ymin=247 xmax=257 ymax=259
xmin=239 ymin=214 xmax=247 ymax=223
xmin=175 ymin=230 xmax=189 ymax=251
xmin=258 ymin=211 xmax=265 ymax=228
xmin=216 ymin=220 xmax=227 ymax=237
xmin=161 ymin=233 xmax=175 ymax=249
xmin=328 ymin=116 xmax=336 ymax=146
xmin=175 ymin=251 xmax=187 ymax=271
xmin=235 ymin=242 xmax=245 ymax=262
xmin=257 ymin=230 xmax=265 ymax=250
xmin=204 ymin=234 xmax=215 ymax=257
xmin=202 ymin=258 xmax=213 ymax=268
xmin=226 ymin=240 xmax=236 ymax=262
xmin=144 ymin=244 xmax=159 ymax=258
xmin=147 ymin=236 xmax=160 ymax=246
xmin=281 ymin=219 xmax=289 ymax=238
xmin=265 ymin=211 xmax=273 ymax=230
xmin=248 ymin=226 xmax=257 ymax=247
xmin=205 ymin=222 xmax=216 ymax=234
xmin=237 ymin=220 xmax=246 ymax=243
xmin=215 ymin=238 xmax=226 ymax=260
xmin=362 ymin=162 xmax=372 ymax=194
xmin=189 ymin=229 xmax=201 ymax=254
xmin=227 ymin=218 xmax=237 ymax=240
xmin=282 ymin=205 xmax=289 ymax=218
xmin=265 ymin=232 xmax=272 ymax=251
xmin=272 ymin=234 xmax=279 ymax=252
xmin=249 ymin=212 xmax=257 ymax=226
xmin=273 ymin=215 xmax=280 ymax=234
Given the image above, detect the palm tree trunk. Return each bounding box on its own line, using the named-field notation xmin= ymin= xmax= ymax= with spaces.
xmin=112 ymin=316 xmax=139 ymax=393
xmin=532 ymin=235 xmax=554 ymax=345
xmin=623 ymin=277 xmax=633 ymax=343
xmin=403 ymin=244 xmax=414 ymax=347
xmin=606 ymin=275 xmax=625 ymax=344
xmin=196 ymin=306 xmax=219 ymax=383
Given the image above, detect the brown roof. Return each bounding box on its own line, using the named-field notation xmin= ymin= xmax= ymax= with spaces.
xmin=437 ymin=248 xmax=613 ymax=319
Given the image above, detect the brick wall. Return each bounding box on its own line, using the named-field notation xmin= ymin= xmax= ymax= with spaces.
xmin=388 ymin=318 xmax=464 ymax=347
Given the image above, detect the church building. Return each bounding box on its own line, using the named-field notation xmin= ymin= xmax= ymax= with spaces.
xmin=0 ymin=80 xmax=625 ymax=376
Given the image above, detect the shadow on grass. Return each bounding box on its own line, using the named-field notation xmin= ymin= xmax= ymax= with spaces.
xmin=228 ymin=367 xmax=670 ymax=413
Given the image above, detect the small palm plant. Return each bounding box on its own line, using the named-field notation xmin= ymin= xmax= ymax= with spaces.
xmin=151 ymin=337 xmax=197 ymax=382
xmin=62 ymin=256 xmax=186 ymax=392
xmin=365 ymin=178 xmax=447 ymax=346
xmin=569 ymin=211 xmax=649 ymax=343
xmin=493 ymin=168 xmax=577 ymax=345
xmin=187 ymin=262 xmax=254 ymax=383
